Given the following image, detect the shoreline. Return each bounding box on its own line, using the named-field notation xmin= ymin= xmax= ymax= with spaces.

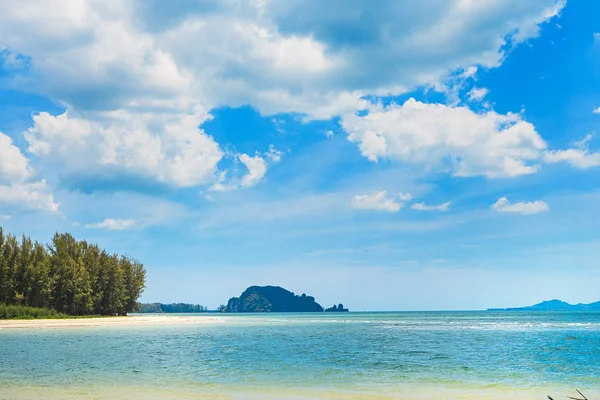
xmin=0 ymin=314 xmax=224 ymax=329
xmin=1 ymin=382 xmax=595 ymax=400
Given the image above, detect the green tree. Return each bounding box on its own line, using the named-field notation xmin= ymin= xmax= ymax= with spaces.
xmin=0 ymin=232 xmax=19 ymax=304
xmin=0 ymin=227 xmax=146 ymax=317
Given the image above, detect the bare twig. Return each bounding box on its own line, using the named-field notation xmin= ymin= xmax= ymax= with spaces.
xmin=567 ymin=389 xmax=588 ymax=400
xmin=549 ymin=389 xmax=588 ymax=400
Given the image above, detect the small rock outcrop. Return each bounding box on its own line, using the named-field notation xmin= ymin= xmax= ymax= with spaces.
xmin=325 ymin=303 xmax=349 ymax=312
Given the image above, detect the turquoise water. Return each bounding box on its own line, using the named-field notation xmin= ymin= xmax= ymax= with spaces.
xmin=1 ymin=311 xmax=600 ymax=399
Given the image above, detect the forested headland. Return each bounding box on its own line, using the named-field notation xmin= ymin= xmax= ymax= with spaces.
xmin=0 ymin=227 xmax=146 ymax=317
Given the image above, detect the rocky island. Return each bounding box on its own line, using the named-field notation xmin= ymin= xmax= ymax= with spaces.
xmin=224 ymin=286 xmax=347 ymax=313
xmin=325 ymin=304 xmax=349 ymax=312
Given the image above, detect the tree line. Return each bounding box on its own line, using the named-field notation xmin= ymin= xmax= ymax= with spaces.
xmin=0 ymin=227 xmax=146 ymax=316
xmin=138 ymin=302 xmax=206 ymax=313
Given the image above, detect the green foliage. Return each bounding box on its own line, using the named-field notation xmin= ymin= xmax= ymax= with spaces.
xmin=0 ymin=304 xmax=69 ymax=319
xmin=0 ymin=227 xmax=146 ymax=317
xmin=138 ymin=303 xmax=206 ymax=313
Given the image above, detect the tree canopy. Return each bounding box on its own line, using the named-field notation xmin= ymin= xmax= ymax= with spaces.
xmin=0 ymin=227 xmax=146 ymax=316
xmin=138 ymin=303 xmax=206 ymax=313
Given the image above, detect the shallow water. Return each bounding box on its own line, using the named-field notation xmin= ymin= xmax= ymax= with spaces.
xmin=1 ymin=311 xmax=599 ymax=399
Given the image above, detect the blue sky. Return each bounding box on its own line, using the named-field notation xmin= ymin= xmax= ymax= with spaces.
xmin=0 ymin=0 xmax=599 ymax=310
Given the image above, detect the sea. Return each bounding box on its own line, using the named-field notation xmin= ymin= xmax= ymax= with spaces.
xmin=1 ymin=311 xmax=599 ymax=399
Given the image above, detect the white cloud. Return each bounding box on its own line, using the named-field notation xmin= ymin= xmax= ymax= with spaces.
xmin=593 ymin=107 xmax=600 ymax=114
xmin=412 ymin=202 xmax=451 ymax=211
xmin=467 ymin=87 xmax=489 ymax=102
xmin=265 ymin=144 xmax=283 ymax=163
xmin=0 ymin=0 xmax=566 ymax=200
xmin=0 ymin=0 xmax=564 ymax=119
xmin=210 ymin=146 xmax=281 ymax=192
xmin=544 ymin=134 xmax=600 ymax=169
xmin=0 ymin=132 xmax=59 ymax=213
xmin=239 ymin=153 xmax=268 ymax=188
xmin=0 ymin=180 xmax=59 ymax=213
xmin=431 ymin=67 xmax=481 ymax=105
xmin=491 ymin=197 xmax=549 ymax=215
xmin=0 ymin=214 xmax=11 ymax=220
xmin=574 ymin=133 xmax=594 ymax=148
xmin=85 ymin=218 xmax=136 ymax=230
xmin=343 ymin=98 xmax=547 ymax=178
xmin=0 ymin=132 xmax=31 ymax=184
xmin=26 ymin=108 xmax=223 ymax=188
xmin=398 ymin=192 xmax=412 ymax=201
xmin=544 ymin=149 xmax=600 ymax=169
xmin=351 ymin=191 xmax=409 ymax=212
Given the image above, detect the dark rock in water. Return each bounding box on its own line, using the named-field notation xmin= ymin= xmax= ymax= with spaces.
xmin=225 ymin=286 xmax=325 ymax=312
xmin=325 ymin=303 xmax=349 ymax=312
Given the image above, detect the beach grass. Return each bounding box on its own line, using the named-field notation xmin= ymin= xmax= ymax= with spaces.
xmin=0 ymin=304 xmax=108 ymax=320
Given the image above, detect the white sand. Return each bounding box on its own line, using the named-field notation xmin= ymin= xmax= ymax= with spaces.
xmin=0 ymin=314 xmax=225 ymax=329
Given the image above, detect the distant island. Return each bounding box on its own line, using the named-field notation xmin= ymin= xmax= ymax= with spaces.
xmin=488 ymin=299 xmax=600 ymax=311
xmin=138 ymin=303 xmax=207 ymax=313
xmin=224 ymin=286 xmax=348 ymax=313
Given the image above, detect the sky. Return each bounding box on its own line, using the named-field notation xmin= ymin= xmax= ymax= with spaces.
xmin=0 ymin=0 xmax=599 ymax=311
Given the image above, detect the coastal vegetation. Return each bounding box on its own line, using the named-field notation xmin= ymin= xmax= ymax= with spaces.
xmin=0 ymin=227 xmax=146 ymax=317
xmin=225 ymin=286 xmax=348 ymax=313
xmin=0 ymin=304 xmax=70 ymax=319
xmin=138 ymin=302 xmax=207 ymax=313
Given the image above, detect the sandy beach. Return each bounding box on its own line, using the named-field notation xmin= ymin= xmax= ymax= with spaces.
xmin=0 ymin=315 xmax=225 ymax=329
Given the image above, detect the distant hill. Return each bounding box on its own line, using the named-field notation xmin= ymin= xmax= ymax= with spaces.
xmin=489 ymin=299 xmax=600 ymax=311
xmin=225 ymin=286 xmax=344 ymax=313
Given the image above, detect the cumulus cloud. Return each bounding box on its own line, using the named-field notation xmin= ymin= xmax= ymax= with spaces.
xmin=351 ymin=191 xmax=410 ymax=212
xmin=0 ymin=132 xmax=58 ymax=212
xmin=0 ymin=180 xmax=59 ymax=213
xmin=0 ymin=0 xmax=567 ymax=202
xmin=467 ymin=87 xmax=490 ymax=102
xmin=544 ymin=134 xmax=600 ymax=169
xmin=26 ymin=109 xmax=223 ymax=188
xmin=411 ymin=202 xmax=451 ymax=211
xmin=239 ymin=153 xmax=268 ymax=188
xmin=85 ymin=218 xmax=136 ymax=230
xmin=593 ymin=107 xmax=600 ymax=114
xmin=343 ymin=98 xmax=546 ymax=178
xmin=210 ymin=146 xmax=282 ymax=192
xmin=491 ymin=197 xmax=549 ymax=215
xmin=0 ymin=0 xmax=564 ymax=119
xmin=0 ymin=133 xmax=32 ymax=183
